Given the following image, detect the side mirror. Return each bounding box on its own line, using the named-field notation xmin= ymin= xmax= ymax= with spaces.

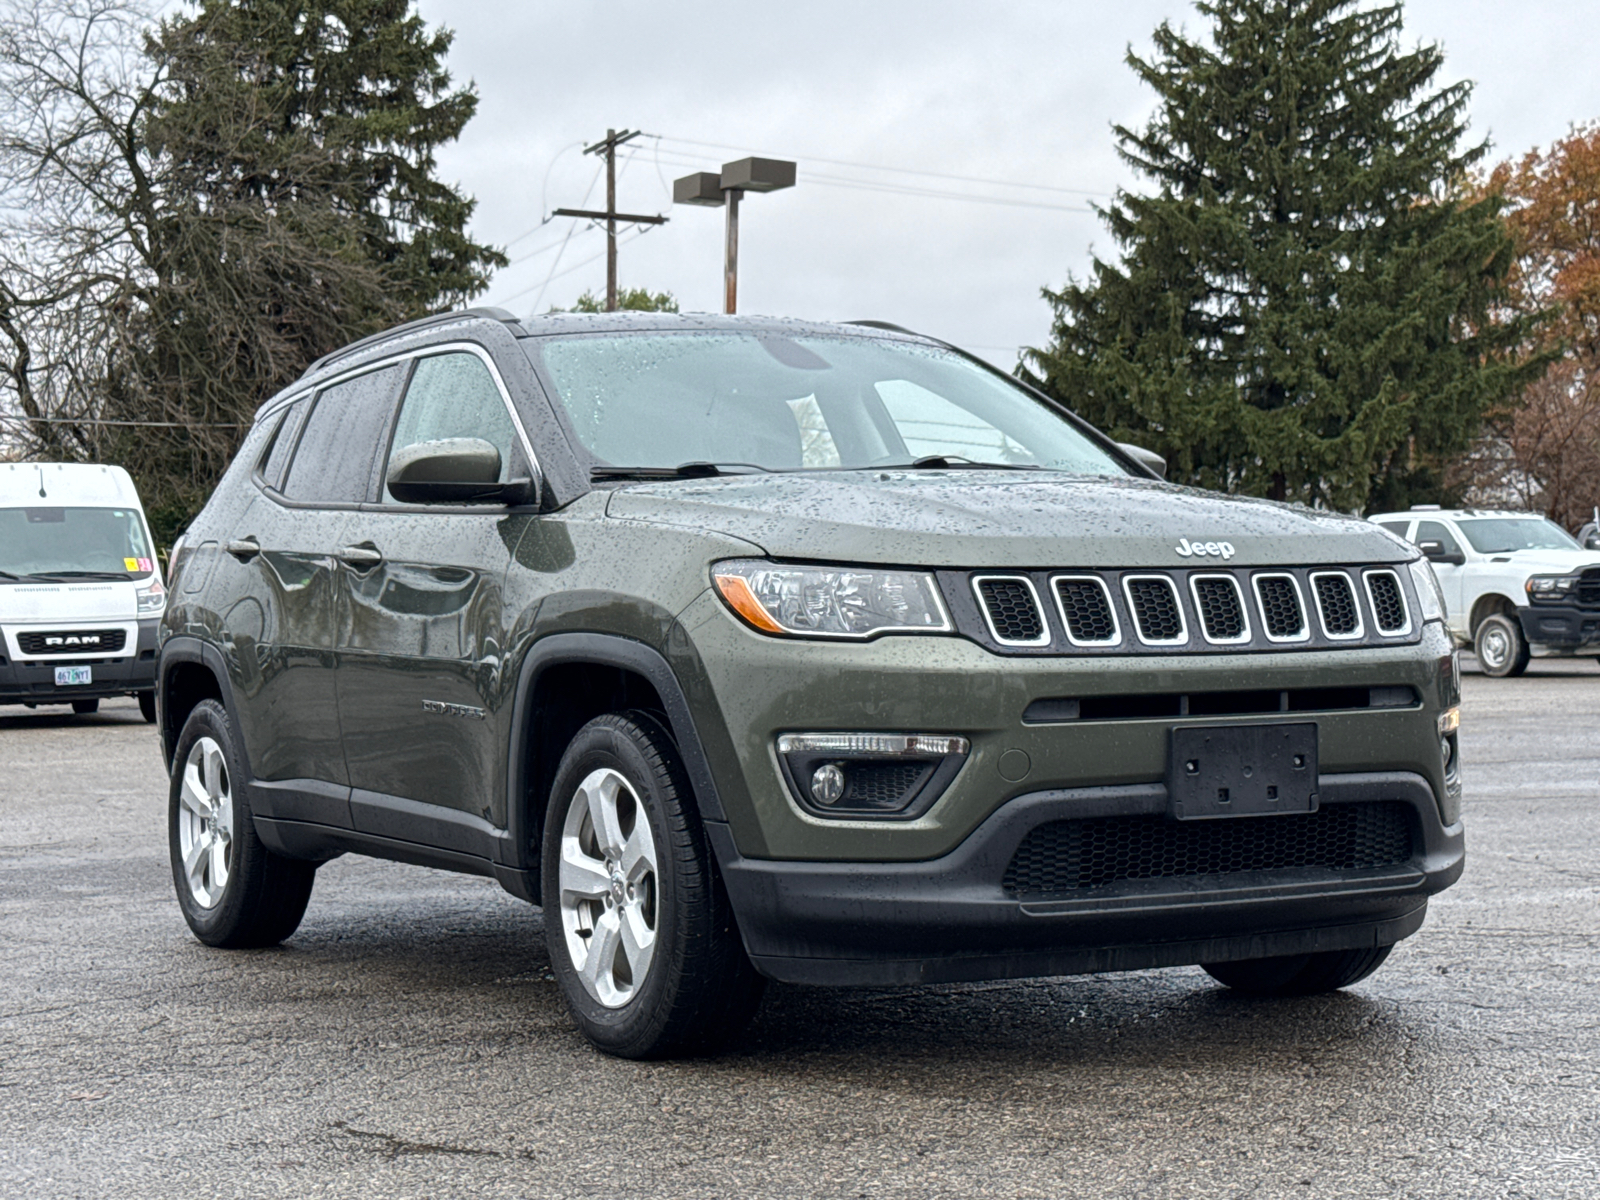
xmin=1417 ymin=539 xmax=1465 ymax=567
xmin=1117 ymin=442 xmax=1167 ymax=480
xmin=386 ymin=438 xmax=536 ymax=506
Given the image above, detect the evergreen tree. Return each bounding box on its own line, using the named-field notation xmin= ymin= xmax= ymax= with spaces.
xmin=560 ymin=287 xmax=679 ymax=314
xmin=1022 ymin=0 xmax=1547 ymax=511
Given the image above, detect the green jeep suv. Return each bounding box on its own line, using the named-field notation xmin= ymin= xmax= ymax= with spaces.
xmin=157 ymin=309 xmax=1464 ymax=1057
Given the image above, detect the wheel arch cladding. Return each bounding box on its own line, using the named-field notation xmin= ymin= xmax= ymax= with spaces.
xmin=508 ymin=633 xmax=729 ymax=877
xmin=159 ymin=638 xmax=231 ymax=768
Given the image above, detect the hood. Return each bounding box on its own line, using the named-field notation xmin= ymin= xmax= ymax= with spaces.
xmin=1480 ymin=549 xmax=1600 ymax=575
xmin=1 ymin=581 xmax=136 ymax=622
xmin=603 ymin=472 xmax=1412 ymax=568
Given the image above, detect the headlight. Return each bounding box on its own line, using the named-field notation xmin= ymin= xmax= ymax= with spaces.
xmin=1525 ymin=575 xmax=1576 ymax=602
xmin=136 ymin=578 xmax=166 ymax=616
xmin=712 ymin=560 xmax=951 ymax=639
xmin=1407 ymin=557 xmax=1447 ymax=622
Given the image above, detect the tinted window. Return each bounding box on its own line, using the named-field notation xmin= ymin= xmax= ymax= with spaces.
xmin=382 ymin=352 xmax=517 ymax=504
xmin=1415 ymin=521 xmax=1462 ymax=557
xmin=257 ymin=400 xmax=307 ymax=490
xmin=282 ymin=365 xmax=405 ymax=504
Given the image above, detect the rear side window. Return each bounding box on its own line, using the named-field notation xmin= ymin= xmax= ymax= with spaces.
xmin=381 ymin=351 xmax=518 ymax=504
xmin=256 ymin=400 xmax=307 ymax=490
xmin=282 ymin=365 xmax=406 ymax=504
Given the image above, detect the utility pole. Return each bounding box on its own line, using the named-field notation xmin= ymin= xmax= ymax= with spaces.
xmin=674 ymin=157 xmax=796 ymax=314
xmin=551 ymin=128 xmax=667 ymax=311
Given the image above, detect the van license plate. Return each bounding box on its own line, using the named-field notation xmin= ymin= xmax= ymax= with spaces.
xmin=55 ymin=666 xmax=92 ymax=686
xmin=1168 ymin=723 xmax=1318 ymax=820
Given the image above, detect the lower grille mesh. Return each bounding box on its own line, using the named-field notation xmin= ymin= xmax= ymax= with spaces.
xmin=1002 ymin=802 xmax=1414 ymax=896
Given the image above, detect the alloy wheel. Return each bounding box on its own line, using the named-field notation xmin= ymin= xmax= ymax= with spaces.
xmin=558 ymin=767 xmax=659 ymax=1008
xmin=177 ymin=736 xmax=234 ymax=907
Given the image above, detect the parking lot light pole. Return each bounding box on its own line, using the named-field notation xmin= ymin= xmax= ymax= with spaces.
xmin=673 ymin=157 xmax=796 ymax=313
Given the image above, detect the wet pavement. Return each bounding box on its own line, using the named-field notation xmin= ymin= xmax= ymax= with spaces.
xmin=1 ymin=660 xmax=1597 ymax=1199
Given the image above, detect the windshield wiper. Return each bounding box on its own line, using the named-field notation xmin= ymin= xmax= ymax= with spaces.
xmin=895 ymin=455 xmax=1041 ymax=471
xmin=590 ymin=461 xmax=773 ymax=481
xmin=0 ymin=569 xmax=19 ymax=581
xmin=25 ymin=570 xmax=133 ymax=581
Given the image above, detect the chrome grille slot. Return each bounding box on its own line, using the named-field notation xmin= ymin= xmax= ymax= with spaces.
xmin=1190 ymin=575 xmax=1249 ymax=643
xmin=973 ymin=576 xmax=1049 ymax=646
xmin=1311 ymin=572 xmax=1362 ymax=638
xmin=1364 ymin=570 xmax=1409 ymax=634
xmin=1122 ymin=576 xmax=1185 ymax=644
xmin=1051 ymin=576 xmax=1119 ymax=645
xmin=1254 ymin=574 xmax=1308 ymax=641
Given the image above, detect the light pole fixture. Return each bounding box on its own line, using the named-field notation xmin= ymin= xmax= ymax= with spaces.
xmin=673 ymin=157 xmax=796 ymax=314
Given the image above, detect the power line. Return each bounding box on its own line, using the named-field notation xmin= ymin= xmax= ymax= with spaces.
xmin=0 ymin=413 xmax=245 ymax=428
xmin=657 ymin=134 xmax=1108 ymax=198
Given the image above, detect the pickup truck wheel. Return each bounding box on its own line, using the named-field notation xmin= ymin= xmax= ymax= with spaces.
xmin=542 ymin=711 xmax=764 ymax=1059
xmin=1475 ymin=613 xmax=1530 ymax=677
xmin=168 ymin=699 xmax=316 ymax=948
xmin=1202 ymin=945 xmax=1393 ymax=996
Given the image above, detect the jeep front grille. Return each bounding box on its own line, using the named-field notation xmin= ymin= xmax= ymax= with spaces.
xmin=1052 ymin=577 xmax=1119 ymax=645
xmin=1191 ymin=575 xmax=1248 ymax=642
xmin=16 ymin=629 xmax=127 ymax=655
xmin=973 ymin=576 xmax=1048 ymax=645
xmin=1364 ymin=570 xmax=1409 ymax=633
xmin=945 ymin=563 xmax=1415 ymax=656
xmin=1124 ymin=576 xmax=1185 ymax=643
xmin=1312 ymin=572 xmax=1362 ymax=638
xmin=1254 ymin=575 xmax=1308 ymax=640
xmin=1002 ymin=802 xmax=1415 ymax=896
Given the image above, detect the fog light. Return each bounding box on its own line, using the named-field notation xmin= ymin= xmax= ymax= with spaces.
xmin=810 ymin=763 xmax=845 ymax=806
xmin=776 ymin=733 xmax=970 ymax=819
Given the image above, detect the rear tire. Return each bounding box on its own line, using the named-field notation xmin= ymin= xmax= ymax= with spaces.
xmin=71 ymin=698 xmax=98 ymax=715
xmin=1202 ymin=945 xmax=1394 ymax=996
xmin=1474 ymin=613 xmax=1530 ymax=677
xmin=542 ymin=711 xmax=763 ymax=1059
xmin=138 ymin=691 xmax=157 ymax=723
xmin=168 ymin=699 xmax=315 ymax=948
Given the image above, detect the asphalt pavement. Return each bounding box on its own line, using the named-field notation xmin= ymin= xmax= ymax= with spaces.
xmin=2 ymin=659 xmax=1597 ymax=1199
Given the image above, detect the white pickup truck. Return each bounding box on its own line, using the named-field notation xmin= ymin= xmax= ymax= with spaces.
xmin=1369 ymin=506 xmax=1600 ymax=676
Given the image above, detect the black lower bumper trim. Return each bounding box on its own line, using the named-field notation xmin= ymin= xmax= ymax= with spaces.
xmin=713 ymin=771 xmax=1462 ymax=987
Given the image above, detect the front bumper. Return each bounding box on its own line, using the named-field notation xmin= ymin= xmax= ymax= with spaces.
xmin=1519 ymin=604 xmax=1600 ymax=652
xmin=0 ymin=618 xmax=159 ymax=704
xmin=713 ymin=771 xmax=1462 ymax=986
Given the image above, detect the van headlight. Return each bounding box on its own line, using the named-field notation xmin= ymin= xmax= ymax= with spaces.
xmin=136 ymin=578 xmax=167 ymax=616
xmin=1408 ymin=557 xmax=1447 ymax=623
xmin=712 ymin=560 xmax=951 ymax=639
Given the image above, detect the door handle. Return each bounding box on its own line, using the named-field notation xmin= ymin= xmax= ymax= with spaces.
xmin=339 ymin=545 xmax=384 ymax=569
xmin=225 ymin=538 xmax=261 ymax=561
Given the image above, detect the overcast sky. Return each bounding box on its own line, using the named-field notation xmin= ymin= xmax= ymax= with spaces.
xmin=421 ymin=0 xmax=1599 ymax=366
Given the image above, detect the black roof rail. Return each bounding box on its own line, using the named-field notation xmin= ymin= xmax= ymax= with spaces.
xmin=304 ymin=307 xmax=522 ymax=377
xmin=844 ymin=319 xmax=922 ymax=336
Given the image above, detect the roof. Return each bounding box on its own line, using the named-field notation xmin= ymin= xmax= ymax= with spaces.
xmin=1369 ymin=508 xmax=1548 ymax=522
xmin=1 ymin=462 xmax=142 ymax=508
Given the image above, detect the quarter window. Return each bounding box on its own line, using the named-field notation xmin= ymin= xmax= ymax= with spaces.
xmin=257 ymin=400 xmax=307 ymax=490
xmin=282 ymin=365 xmax=406 ymax=504
xmin=382 ymin=352 xmax=518 ymax=504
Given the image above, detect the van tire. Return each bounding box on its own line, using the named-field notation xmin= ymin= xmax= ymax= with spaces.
xmin=138 ymin=691 xmax=157 ymax=723
xmin=71 ymin=699 xmax=98 ymax=715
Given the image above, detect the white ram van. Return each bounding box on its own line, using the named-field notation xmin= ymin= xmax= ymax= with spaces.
xmin=1 ymin=463 xmax=165 ymax=719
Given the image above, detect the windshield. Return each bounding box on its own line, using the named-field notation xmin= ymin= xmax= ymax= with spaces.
xmin=0 ymin=507 xmax=154 ymax=580
xmin=528 ymin=332 xmax=1127 ymax=475
xmin=1456 ymin=517 xmax=1581 ymax=554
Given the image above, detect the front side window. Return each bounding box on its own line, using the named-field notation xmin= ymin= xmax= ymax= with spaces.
xmin=382 ymin=352 xmax=517 ymax=504
xmin=282 ymin=364 xmax=406 ymax=504
xmin=1456 ymin=517 xmax=1580 ymax=554
xmin=528 ymin=332 xmax=1126 ymax=475
xmin=0 ymin=507 xmax=155 ymax=580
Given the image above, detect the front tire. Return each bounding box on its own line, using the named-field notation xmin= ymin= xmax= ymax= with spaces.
xmin=1202 ymin=945 xmax=1394 ymax=996
xmin=542 ymin=712 xmax=763 ymax=1059
xmin=1475 ymin=613 xmax=1530 ymax=677
xmin=168 ymin=699 xmax=315 ymax=948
